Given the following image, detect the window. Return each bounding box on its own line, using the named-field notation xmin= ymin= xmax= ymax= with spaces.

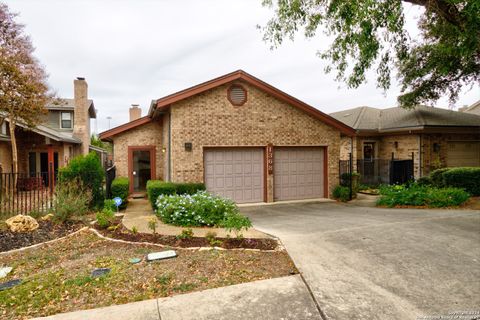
xmin=61 ymin=112 xmax=72 ymax=129
xmin=0 ymin=121 xmax=6 ymax=135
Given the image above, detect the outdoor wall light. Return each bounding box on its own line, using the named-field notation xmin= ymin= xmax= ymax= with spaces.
xmin=394 ymin=141 xmax=398 ymax=149
xmin=433 ymin=143 xmax=440 ymax=153
xmin=161 ymin=147 xmax=166 ymax=153
xmin=184 ymin=142 xmax=192 ymax=152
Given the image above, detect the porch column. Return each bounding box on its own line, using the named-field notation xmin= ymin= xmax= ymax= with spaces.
xmin=47 ymin=145 xmax=54 ymax=192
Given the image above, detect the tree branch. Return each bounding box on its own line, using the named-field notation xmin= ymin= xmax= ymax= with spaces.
xmin=402 ymin=0 xmax=464 ymax=30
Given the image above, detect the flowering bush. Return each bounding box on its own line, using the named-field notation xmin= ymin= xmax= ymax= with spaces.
xmin=155 ymin=191 xmax=252 ymax=232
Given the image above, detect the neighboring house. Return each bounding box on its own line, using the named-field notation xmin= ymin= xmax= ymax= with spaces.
xmin=0 ymin=77 xmax=104 ymax=178
xmin=459 ymin=100 xmax=480 ymax=115
xmin=330 ymin=106 xmax=480 ymax=183
xmin=99 ymin=70 xmax=355 ymax=203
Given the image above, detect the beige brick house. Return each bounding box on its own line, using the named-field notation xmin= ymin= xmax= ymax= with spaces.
xmin=330 ymin=106 xmax=480 ymax=184
xmin=99 ymin=70 xmax=354 ymax=203
xmin=0 ymin=78 xmax=104 ymax=184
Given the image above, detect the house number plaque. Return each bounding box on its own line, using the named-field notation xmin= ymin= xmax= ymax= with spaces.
xmin=267 ymin=144 xmax=273 ymax=175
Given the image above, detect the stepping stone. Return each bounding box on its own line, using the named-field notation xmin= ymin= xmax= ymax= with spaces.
xmin=129 ymin=258 xmax=141 ymax=264
xmin=0 ymin=267 xmax=13 ymax=279
xmin=0 ymin=279 xmax=22 ymax=291
xmin=91 ymin=268 xmax=111 ymax=278
xmin=147 ymin=250 xmax=177 ymax=262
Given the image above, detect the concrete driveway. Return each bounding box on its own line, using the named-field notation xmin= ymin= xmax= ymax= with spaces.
xmin=240 ymin=202 xmax=480 ymax=320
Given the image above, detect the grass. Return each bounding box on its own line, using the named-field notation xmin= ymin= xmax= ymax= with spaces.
xmin=0 ymin=230 xmax=296 ymax=319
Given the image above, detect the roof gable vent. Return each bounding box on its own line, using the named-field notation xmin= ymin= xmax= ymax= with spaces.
xmin=227 ymin=84 xmax=247 ymax=106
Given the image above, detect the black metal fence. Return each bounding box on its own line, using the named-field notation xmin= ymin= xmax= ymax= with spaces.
xmin=0 ymin=172 xmax=53 ymax=219
xmin=340 ymin=158 xmax=414 ymax=186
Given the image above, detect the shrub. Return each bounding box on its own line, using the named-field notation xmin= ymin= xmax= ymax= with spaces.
xmin=131 ymin=226 xmax=138 ymax=234
xmin=377 ymin=184 xmax=470 ymax=208
xmin=96 ymin=208 xmax=115 ymax=229
xmin=155 ymin=191 xmax=251 ymax=232
xmin=52 ymin=179 xmax=92 ymax=222
xmin=103 ymin=199 xmax=116 ymax=211
xmin=332 ymin=185 xmax=350 ymax=202
xmin=441 ymin=167 xmax=480 ymax=196
xmin=111 ymin=177 xmax=129 ymax=208
xmin=205 ymin=231 xmax=222 ymax=246
xmin=429 ymin=168 xmax=449 ymax=187
xmin=147 ymin=180 xmax=205 ymax=208
xmin=176 ymin=228 xmax=194 ymax=240
xmin=59 ymin=152 xmax=104 ymax=209
xmin=415 ymin=176 xmax=432 ymax=186
xmin=147 ymin=218 xmax=158 ymax=234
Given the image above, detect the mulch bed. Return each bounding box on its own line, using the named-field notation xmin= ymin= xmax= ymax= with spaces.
xmin=0 ymin=220 xmax=84 ymax=253
xmin=96 ymin=223 xmax=279 ymax=250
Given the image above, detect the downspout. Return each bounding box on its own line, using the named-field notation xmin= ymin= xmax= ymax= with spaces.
xmin=167 ymin=110 xmax=172 ymax=182
xmin=418 ymin=134 xmax=422 ymax=178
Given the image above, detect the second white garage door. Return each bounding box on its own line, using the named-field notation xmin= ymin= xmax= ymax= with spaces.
xmin=274 ymin=147 xmax=325 ymax=201
xmin=204 ymin=148 xmax=264 ymax=203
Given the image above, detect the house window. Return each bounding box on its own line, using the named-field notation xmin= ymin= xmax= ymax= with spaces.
xmin=60 ymin=112 xmax=72 ymax=129
xmin=0 ymin=121 xmax=7 ymax=135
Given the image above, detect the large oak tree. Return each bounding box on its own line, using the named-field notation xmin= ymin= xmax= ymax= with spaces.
xmin=261 ymin=0 xmax=480 ymax=107
xmin=0 ymin=2 xmax=49 ymax=174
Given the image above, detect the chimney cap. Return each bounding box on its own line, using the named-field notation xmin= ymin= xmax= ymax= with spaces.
xmin=131 ymin=104 xmax=140 ymax=108
xmin=76 ymin=77 xmax=85 ymax=81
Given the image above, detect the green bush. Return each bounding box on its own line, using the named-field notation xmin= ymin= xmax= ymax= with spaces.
xmin=52 ymin=179 xmax=92 ymax=222
xmin=103 ymin=199 xmax=116 ymax=211
xmin=377 ymin=184 xmax=470 ymax=208
xmin=111 ymin=177 xmax=129 ymax=208
xmin=429 ymin=168 xmax=449 ymax=187
xmin=155 ymin=191 xmax=251 ymax=232
xmin=96 ymin=208 xmax=115 ymax=229
xmin=415 ymin=176 xmax=432 ymax=186
xmin=332 ymin=185 xmax=350 ymax=202
xmin=147 ymin=180 xmax=206 ymax=208
xmin=441 ymin=167 xmax=480 ymax=196
xmin=59 ymin=152 xmax=104 ymax=209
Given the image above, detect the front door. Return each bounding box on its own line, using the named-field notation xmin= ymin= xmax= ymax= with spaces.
xmin=129 ymin=147 xmax=155 ymax=193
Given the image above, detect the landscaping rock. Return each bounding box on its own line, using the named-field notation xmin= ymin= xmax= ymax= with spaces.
xmin=0 ymin=279 xmax=22 ymax=291
xmin=129 ymin=258 xmax=141 ymax=264
xmin=0 ymin=267 xmax=13 ymax=278
xmin=5 ymin=215 xmax=39 ymax=233
xmin=91 ymin=268 xmax=111 ymax=278
xmin=147 ymin=250 xmax=177 ymax=261
xmin=40 ymin=213 xmax=54 ymax=221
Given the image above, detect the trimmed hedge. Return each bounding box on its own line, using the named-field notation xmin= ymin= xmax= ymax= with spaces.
xmin=147 ymin=180 xmax=206 ymax=208
xmin=333 ymin=185 xmax=350 ymax=202
xmin=442 ymin=167 xmax=480 ymax=196
xmin=111 ymin=177 xmax=129 ymax=208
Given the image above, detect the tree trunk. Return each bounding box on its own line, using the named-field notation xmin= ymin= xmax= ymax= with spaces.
xmin=8 ymin=119 xmax=18 ymax=191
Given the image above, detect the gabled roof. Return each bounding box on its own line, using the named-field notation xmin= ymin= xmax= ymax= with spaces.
xmin=47 ymin=98 xmax=97 ymax=118
xmin=460 ymin=100 xmax=480 ymax=114
xmin=148 ymin=70 xmax=354 ymax=136
xmin=99 ymin=116 xmax=152 ymax=141
xmin=330 ymin=105 xmax=480 ymax=133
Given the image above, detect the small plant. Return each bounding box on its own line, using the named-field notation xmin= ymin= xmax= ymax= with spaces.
xmin=131 ymin=226 xmax=138 ymax=234
xmin=52 ymin=178 xmax=92 ymax=222
xmin=103 ymin=199 xmax=117 ymax=211
xmin=147 ymin=218 xmax=158 ymax=234
xmin=176 ymin=228 xmax=194 ymax=240
xmin=111 ymin=177 xmax=129 ymax=208
xmin=332 ymin=185 xmax=350 ymax=202
xmin=205 ymin=231 xmax=222 ymax=247
xmin=96 ymin=208 xmax=115 ymax=229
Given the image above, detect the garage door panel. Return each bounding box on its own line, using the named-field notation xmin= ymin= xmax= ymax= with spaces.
xmin=274 ymin=147 xmax=324 ymax=201
xmin=205 ymin=148 xmax=264 ymax=203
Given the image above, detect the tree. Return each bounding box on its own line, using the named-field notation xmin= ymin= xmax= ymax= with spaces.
xmin=0 ymin=3 xmax=49 ymax=173
xmin=260 ymin=0 xmax=480 ymax=107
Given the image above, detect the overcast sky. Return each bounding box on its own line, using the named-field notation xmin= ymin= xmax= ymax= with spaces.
xmin=4 ymin=0 xmax=479 ymax=133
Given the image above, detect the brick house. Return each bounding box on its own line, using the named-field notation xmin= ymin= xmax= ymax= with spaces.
xmin=330 ymin=106 xmax=480 ymax=184
xmin=99 ymin=70 xmax=355 ymax=203
xmin=0 ymin=78 xmax=104 ymax=182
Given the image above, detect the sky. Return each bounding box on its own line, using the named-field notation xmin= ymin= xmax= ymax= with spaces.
xmin=4 ymin=0 xmax=479 ymax=133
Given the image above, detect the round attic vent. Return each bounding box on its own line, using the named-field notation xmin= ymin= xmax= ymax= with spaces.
xmin=227 ymin=84 xmax=247 ymax=106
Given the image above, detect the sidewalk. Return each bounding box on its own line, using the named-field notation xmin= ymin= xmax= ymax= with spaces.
xmin=122 ymin=198 xmax=270 ymax=238
xmin=33 ymin=275 xmax=321 ymax=320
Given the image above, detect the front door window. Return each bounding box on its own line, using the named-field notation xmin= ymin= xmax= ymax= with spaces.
xmin=363 ymin=143 xmax=375 ymax=161
xmin=133 ymin=150 xmax=151 ymax=192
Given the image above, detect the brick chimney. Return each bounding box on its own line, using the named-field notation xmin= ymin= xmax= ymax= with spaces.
xmin=73 ymin=77 xmax=91 ymax=155
xmin=129 ymin=104 xmax=141 ymax=121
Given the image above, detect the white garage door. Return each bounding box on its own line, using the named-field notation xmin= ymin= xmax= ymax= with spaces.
xmin=274 ymin=147 xmax=325 ymax=201
xmin=204 ymin=148 xmax=264 ymax=203
xmin=447 ymin=141 xmax=480 ymax=167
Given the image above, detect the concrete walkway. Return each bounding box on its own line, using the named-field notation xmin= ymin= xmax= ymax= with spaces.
xmin=34 ymin=275 xmax=321 ymax=320
xmin=122 ymin=198 xmax=270 ymax=238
